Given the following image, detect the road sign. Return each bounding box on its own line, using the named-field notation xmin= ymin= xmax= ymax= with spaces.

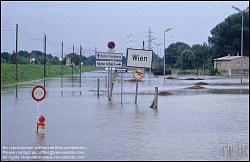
xmin=96 ymin=52 xmax=122 ymax=68
xmin=108 ymin=41 xmax=115 ymax=49
xmin=32 ymin=85 xmax=46 ymax=102
xmin=37 ymin=114 xmax=45 ymax=129
xmin=96 ymin=52 xmax=122 ymax=61
xmin=115 ymin=68 xmax=128 ymax=73
xmin=39 ymin=115 xmax=45 ymax=123
xmin=96 ymin=60 xmax=122 ymax=67
xmin=133 ymin=68 xmax=145 ymax=80
xmin=126 ymin=48 xmax=153 ymax=68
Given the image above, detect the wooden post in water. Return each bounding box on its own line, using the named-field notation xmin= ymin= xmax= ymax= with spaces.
xmin=61 ymin=41 xmax=64 ymax=87
xmin=121 ymin=72 xmax=123 ymax=104
xmin=80 ymin=45 xmax=82 ymax=84
xmin=150 ymin=87 xmax=158 ymax=109
xmin=72 ymin=45 xmax=74 ymax=82
xmin=153 ymin=87 xmax=158 ymax=108
xmin=97 ymin=78 xmax=100 ymax=98
xmin=109 ymin=82 xmax=114 ymax=101
xmin=135 ymin=81 xmax=138 ymax=104
xmin=105 ymin=75 xmax=107 ymax=88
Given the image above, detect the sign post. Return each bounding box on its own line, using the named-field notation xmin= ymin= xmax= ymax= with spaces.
xmin=95 ymin=41 xmax=123 ymax=101
xmin=133 ymin=68 xmax=145 ymax=104
xmin=32 ymin=85 xmax=46 ymax=133
xmin=126 ymin=48 xmax=152 ymax=104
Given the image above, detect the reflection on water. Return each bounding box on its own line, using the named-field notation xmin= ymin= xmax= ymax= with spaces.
xmin=15 ymin=84 xmax=18 ymax=98
xmin=33 ymin=132 xmax=46 ymax=160
xmin=1 ymin=72 xmax=249 ymax=161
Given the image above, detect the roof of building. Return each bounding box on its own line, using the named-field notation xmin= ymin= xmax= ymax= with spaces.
xmin=214 ymin=56 xmax=248 ymax=61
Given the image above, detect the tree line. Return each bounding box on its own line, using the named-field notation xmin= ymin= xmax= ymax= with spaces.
xmin=164 ymin=7 xmax=249 ymax=71
xmin=1 ymin=50 xmax=127 ymax=66
xmin=1 ymin=50 xmax=95 ymax=66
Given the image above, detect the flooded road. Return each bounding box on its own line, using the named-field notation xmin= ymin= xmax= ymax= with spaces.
xmin=1 ymin=71 xmax=249 ymax=160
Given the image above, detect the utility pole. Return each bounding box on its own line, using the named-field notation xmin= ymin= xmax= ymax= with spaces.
xmin=154 ymin=42 xmax=162 ymax=70
xmin=44 ymin=34 xmax=46 ymax=77
xmin=232 ymin=6 xmax=249 ymax=83
xmin=15 ymin=24 xmax=18 ymax=82
xmin=61 ymin=41 xmax=63 ymax=87
xmin=72 ymin=45 xmax=74 ymax=82
xmin=80 ymin=45 xmax=82 ymax=84
xmin=146 ymin=27 xmax=156 ymax=77
xmin=15 ymin=24 xmax=18 ymax=98
xmin=146 ymin=26 xmax=156 ymax=50
xmin=163 ymin=28 xmax=173 ymax=79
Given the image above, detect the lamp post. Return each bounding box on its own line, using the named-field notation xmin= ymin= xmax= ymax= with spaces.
xmin=164 ymin=28 xmax=172 ymax=79
xmin=154 ymin=42 xmax=162 ymax=71
xmin=232 ymin=6 xmax=249 ymax=83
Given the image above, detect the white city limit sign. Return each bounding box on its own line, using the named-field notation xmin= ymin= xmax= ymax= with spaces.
xmin=126 ymin=48 xmax=153 ymax=68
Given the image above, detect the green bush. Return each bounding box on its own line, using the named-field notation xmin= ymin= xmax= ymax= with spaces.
xmin=209 ymin=68 xmax=219 ymax=76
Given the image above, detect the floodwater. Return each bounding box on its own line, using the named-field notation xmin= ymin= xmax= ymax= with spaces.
xmin=1 ymin=71 xmax=249 ymax=161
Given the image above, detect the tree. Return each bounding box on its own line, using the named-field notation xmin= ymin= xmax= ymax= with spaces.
xmin=1 ymin=52 xmax=11 ymax=63
xmin=86 ymin=55 xmax=96 ymax=65
xmin=152 ymin=52 xmax=163 ymax=70
xmin=177 ymin=49 xmax=196 ymax=69
xmin=208 ymin=8 xmax=249 ymax=58
xmin=191 ymin=43 xmax=210 ymax=71
xmin=1 ymin=50 xmax=62 ymax=65
xmin=165 ymin=42 xmax=190 ymax=68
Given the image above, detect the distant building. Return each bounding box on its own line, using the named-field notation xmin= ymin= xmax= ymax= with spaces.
xmin=66 ymin=57 xmax=71 ymax=65
xmin=214 ymin=55 xmax=249 ymax=76
xmin=29 ymin=58 xmax=35 ymax=64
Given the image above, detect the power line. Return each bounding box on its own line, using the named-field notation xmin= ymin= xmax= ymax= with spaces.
xmin=18 ymin=30 xmax=42 ymax=41
xmin=47 ymin=39 xmax=60 ymax=48
xmin=2 ymin=29 xmax=15 ymax=31
xmin=146 ymin=26 xmax=156 ymax=50
xmin=18 ymin=27 xmax=43 ymax=41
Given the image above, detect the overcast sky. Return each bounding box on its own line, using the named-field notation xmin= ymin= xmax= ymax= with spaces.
xmin=1 ymin=1 xmax=249 ymax=57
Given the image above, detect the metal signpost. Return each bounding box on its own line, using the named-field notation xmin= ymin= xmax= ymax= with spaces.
xmin=133 ymin=68 xmax=145 ymax=104
xmin=115 ymin=68 xmax=128 ymax=104
xmin=96 ymin=52 xmax=122 ymax=68
xmin=32 ymin=85 xmax=46 ymax=133
xmin=126 ymin=48 xmax=152 ymax=104
xmin=96 ymin=41 xmax=123 ymax=101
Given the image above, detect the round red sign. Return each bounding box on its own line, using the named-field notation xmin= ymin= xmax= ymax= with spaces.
xmin=39 ymin=115 xmax=45 ymax=123
xmin=32 ymin=85 xmax=46 ymax=102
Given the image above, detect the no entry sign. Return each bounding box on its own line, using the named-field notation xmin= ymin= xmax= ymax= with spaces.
xmin=108 ymin=41 xmax=115 ymax=49
xmin=32 ymin=85 xmax=46 ymax=102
